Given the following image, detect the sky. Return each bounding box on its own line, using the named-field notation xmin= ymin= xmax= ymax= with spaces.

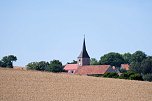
xmin=0 ymin=0 xmax=152 ymax=66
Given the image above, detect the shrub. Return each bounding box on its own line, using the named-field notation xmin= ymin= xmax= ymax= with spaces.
xmin=143 ymin=74 xmax=152 ymax=82
xmin=88 ymin=74 xmax=103 ymax=77
xmin=119 ymin=68 xmax=127 ymax=73
xmin=129 ymin=73 xmax=143 ymax=80
xmin=119 ymin=71 xmax=143 ymax=80
xmin=103 ymin=72 xmax=119 ymax=78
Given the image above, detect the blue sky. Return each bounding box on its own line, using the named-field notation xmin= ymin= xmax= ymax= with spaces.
xmin=0 ymin=0 xmax=152 ymax=66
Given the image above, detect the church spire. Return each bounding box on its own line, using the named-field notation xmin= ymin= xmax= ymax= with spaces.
xmin=77 ymin=36 xmax=90 ymax=66
xmin=78 ymin=36 xmax=90 ymax=58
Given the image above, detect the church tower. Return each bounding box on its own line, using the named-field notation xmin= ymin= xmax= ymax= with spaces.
xmin=77 ymin=37 xmax=90 ymax=66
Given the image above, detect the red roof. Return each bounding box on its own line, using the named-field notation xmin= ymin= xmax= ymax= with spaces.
xmin=64 ymin=64 xmax=78 ymax=70
xmin=75 ymin=65 xmax=111 ymax=75
xmin=121 ymin=64 xmax=130 ymax=70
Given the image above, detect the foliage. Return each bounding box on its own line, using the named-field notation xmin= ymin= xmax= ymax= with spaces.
xmin=130 ymin=51 xmax=147 ymax=73
xmin=131 ymin=51 xmax=147 ymax=63
xmin=27 ymin=61 xmax=49 ymax=71
xmin=47 ymin=60 xmax=63 ymax=73
xmin=67 ymin=60 xmax=77 ymax=64
xmin=103 ymin=72 xmax=119 ymax=78
xmin=119 ymin=71 xmax=143 ymax=80
xmin=129 ymin=73 xmax=143 ymax=80
xmin=88 ymin=74 xmax=103 ymax=77
xmin=90 ymin=58 xmax=99 ymax=65
xmin=99 ymin=52 xmax=125 ymax=67
xmin=140 ymin=56 xmax=152 ymax=74
xmin=143 ymin=74 xmax=152 ymax=82
xmin=0 ymin=55 xmax=17 ymax=68
xmin=27 ymin=60 xmax=63 ymax=73
xmin=119 ymin=68 xmax=127 ymax=73
xmin=122 ymin=53 xmax=132 ymax=64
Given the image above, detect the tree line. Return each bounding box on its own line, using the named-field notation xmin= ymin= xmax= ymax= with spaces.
xmin=1 ymin=50 xmax=152 ymax=81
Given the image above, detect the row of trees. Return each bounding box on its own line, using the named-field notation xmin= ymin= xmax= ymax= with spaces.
xmin=90 ymin=52 xmax=132 ymax=66
xmin=1 ymin=50 xmax=152 ymax=81
xmin=26 ymin=60 xmax=64 ymax=73
xmin=0 ymin=55 xmax=17 ymax=68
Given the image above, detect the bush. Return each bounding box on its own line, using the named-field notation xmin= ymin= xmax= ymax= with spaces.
xmin=143 ymin=74 xmax=152 ymax=82
xmin=119 ymin=68 xmax=127 ymax=73
xmin=103 ymin=72 xmax=119 ymax=78
xmin=119 ymin=71 xmax=143 ymax=81
xmin=129 ymin=73 xmax=143 ymax=80
xmin=88 ymin=74 xmax=103 ymax=77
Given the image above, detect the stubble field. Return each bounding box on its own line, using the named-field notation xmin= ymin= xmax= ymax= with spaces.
xmin=0 ymin=68 xmax=152 ymax=101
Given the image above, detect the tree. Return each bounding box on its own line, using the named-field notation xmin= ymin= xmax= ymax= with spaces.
xmin=67 ymin=60 xmax=77 ymax=64
xmin=130 ymin=51 xmax=147 ymax=73
xmin=140 ymin=56 xmax=152 ymax=74
xmin=0 ymin=61 xmax=3 ymax=67
xmin=103 ymin=72 xmax=119 ymax=78
xmin=47 ymin=60 xmax=63 ymax=72
xmin=131 ymin=51 xmax=147 ymax=63
xmin=99 ymin=52 xmax=125 ymax=67
xmin=90 ymin=58 xmax=99 ymax=65
xmin=143 ymin=74 xmax=152 ymax=82
xmin=1 ymin=55 xmax=17 ymax=68
xmin=122 ymin=53 xmax=132 ymax=64
xmin=26 ymin=61 xmax=49 ymax=71
xmin=119 ymin=71 xmax=143 ymax=80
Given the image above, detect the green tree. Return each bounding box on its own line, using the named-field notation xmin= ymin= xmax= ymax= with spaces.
xmin=119 ymin=71 xmax=143 ymax=80
xmin=99 ymin=52 xmax=125 ymax=67
xmin=122 ymin=53 xmax=132 ymax=64
xmin=143 ymin=74 xmax=152 ymax=82
xmin=0 ymin=61 xmax=3 ymax=67
xmin=140 ymin=56 xmax=152 ymax=74
xmin=130 ymin=51 xmax=147 ymax=73
xmin=47 ymin=60 xmax=63 ymax=73
xmin=131 ymin=51 xmax=147 ymax=63
xmin=27 ymin=61 xmax=49 ymax=71
xmin=90 ymin=58 xmax=99 ymax=65
xmin=103 ymin=72 xmax=119 ymax=78
xmin=1 ymin=55 xmax=17 ymax=68
xmin=67 ymin=60 xmax=77 ymax=64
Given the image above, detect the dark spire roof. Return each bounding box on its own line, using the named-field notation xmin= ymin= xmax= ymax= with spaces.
xmin=78 ymin=37 xmax=90 ymax=58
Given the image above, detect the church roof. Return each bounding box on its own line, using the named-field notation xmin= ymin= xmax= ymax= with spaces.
xmin=78 ymin=38 xmax=90 ymax=58
xmin=64 ymin=64 xmax=78 ymax=70
xmin=75 ymin=65 xmax=111 ymax=75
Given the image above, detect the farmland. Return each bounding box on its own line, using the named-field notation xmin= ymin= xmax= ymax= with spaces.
xmin=0 ymin=68 xmax=152 ymax=101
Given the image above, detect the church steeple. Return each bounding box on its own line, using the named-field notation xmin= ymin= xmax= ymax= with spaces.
xmin=78 ymin=37 xmax=90 ymax=58
xmin=77 ymin=36 xmax=90 ymax=66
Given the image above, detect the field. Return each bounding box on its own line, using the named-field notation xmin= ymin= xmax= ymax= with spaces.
xmin=0 ymin=68 xmax=152 ymax=101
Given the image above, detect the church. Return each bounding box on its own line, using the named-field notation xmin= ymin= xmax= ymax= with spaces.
xmin=64 ymin=37 xmax=117 ymax=75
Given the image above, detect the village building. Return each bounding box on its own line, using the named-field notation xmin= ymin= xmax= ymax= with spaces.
xmin=64 ymin=37 xmax=117 ymax=75
xmin=120 ymin=64 xmax=130 ymax=70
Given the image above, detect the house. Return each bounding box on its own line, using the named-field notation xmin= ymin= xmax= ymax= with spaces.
xmin=64 ymin=37 xmax=117 ymax=75
xmin=121 ymin=64 xmax=130 ymax=70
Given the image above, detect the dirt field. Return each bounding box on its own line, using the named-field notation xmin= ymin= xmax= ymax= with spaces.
xmin=0 ymin=68 xmax=152 ymax=101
